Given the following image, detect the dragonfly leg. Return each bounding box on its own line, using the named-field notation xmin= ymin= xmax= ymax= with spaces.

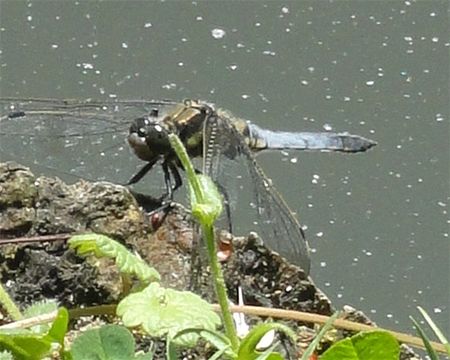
xmin=126 ymin=158 xmax=158 ymax=185
xmin=161 ymin=161 xmax=173 ymax=200
xmin=168 ymin=162 xmax=183 ymax=193
xmin=161 ymin=160 xmax=183 ymax=201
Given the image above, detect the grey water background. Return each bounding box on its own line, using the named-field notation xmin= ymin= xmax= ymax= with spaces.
xmin=0 ymin=0 xmax=448 ymax=338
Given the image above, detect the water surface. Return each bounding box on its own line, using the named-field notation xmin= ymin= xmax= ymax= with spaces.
xmin=0 ymin=0 xmax=448 ymax=336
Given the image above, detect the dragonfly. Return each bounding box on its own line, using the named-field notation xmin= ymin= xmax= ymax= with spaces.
xmin=0 ymin=98 xmax=376 ymax=275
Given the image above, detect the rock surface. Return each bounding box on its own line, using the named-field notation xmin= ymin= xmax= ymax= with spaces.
xmin=0 ymin=162 xmax=421 ymax=359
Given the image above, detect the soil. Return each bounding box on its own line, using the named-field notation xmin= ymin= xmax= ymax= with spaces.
xmin=0 ymin=161 xmax=421 ymax=359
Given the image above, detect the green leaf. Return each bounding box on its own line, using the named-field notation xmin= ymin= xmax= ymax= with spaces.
xmin=0 ymin=307 xmax=68 ymax=359
xmin=171 ymin=328 xmax=235 ymax=358
xmin=68 ymin=233 xmax=160 ymax=283
xmin=238 ymin=322 xmax=296 ymax=360
xmin=190 ymin=175 xmax=223 ymax=227
xmin=300 ymin=311 xmax=340 ymax=360
xmin=254 ymin=347 xmax=284 ymax=360
xmin=22 ymin=299 xmax=58 ymax=335
xmin=117 ymin=283 xmax=221 ymax=347
xmin=410 ymin=316 xmax=439 ymax=360
xmin=70 ymin=324 xmax=137 ymax=360
xmin=134 ymin=352 xmax=153 ymax=360
xmin=320 ymin=330 xmax=399 ymax=360
xmin=0 ymin=350 xmax=13 ymax=360
xmin=416 ymin=306 xmax=450 ymax=354
xmin=0 ymin=333 xmax=52 ymax=360
xmin=45 ymin=307 xmax=69 ymax=345
xmin=165 ymin=337 xmax=178 ymax=360
xmin=22 ymin=299 xmax=58 ymax=318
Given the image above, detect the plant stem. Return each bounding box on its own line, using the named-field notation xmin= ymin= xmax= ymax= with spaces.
xmin=0 ymin=282 xmax=22 ymax=321
xmin=203 ymin=223 xmax=239 ymax=352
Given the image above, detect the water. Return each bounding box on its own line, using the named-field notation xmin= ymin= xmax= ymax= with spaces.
xmin=0 ymin=0 xmax=448 ymax=337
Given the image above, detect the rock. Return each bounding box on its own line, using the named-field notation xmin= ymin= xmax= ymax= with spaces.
xmin=0 ymin=161 xmax=422 ymax=359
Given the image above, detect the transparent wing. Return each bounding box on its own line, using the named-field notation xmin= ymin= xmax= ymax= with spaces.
xmin=0 ymin=97 xmax=177 ymax=184
xmin=202 ymin=111 xmax=311 ymax=274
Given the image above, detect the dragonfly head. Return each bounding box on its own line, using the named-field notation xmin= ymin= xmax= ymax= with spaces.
xmin=128 ymin=112 xmax=172 ymax=162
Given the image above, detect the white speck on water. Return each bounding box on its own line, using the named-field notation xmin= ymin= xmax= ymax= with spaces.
xmin=258 ymin=93 xmax=269 ymax=102
xmin=344 ymin=96 xmax=351 ymax=102
xmin=177 ymin=62 xmax=184 ymax=67
xmin=262 ymin=50 xmax=276 ymax=56
xmin=281 ymin=6 xmax=289 ymax=14
xmin=26 ymin=15 xmax=32 ymax=21
xmin=300 ymin=79 xmax=309 ymax=85
xmin=433 ymin=308 xmax=442 ymax=313
xmin=404 ymin=36 xmax=413 ymax=42
xmin=228 ymin=64 xmax=238 ymax=71
xmin=290 ymin=157 xmax=297 ymax=164
xmin=431 ymin=37 xmax=439 ymax=43
xmin=366 ymin=80 xmax=375 ymax=86
xmin=255 ymin=22 xmax=261 ymax=27
xmin=316 ymin=232 xmax=324 ymax=237
xmin=386 ymin=313 xmax=393 ymax=319
xmin=196 ymin=16 xmax=203 ymax=21
xmin=435 ymin=113 xmax=444 ymax=122
xmin=162 ymin=82 xmax=177 ymax=90
xmin=320 ymin=261 xmax=327 ymax=267
xmin=241 ymin=94 xmax=250 ymax=100
xmin=51 ymin=44 xmax=59 ymax=49
xmin=430 ymin=12 xmax=436 ymax=17
xmin=144 ymin=22 xmax=152 ymax=28
xmin=323 ymin=123 xmax=333 ymax=131
xmin=121 ymin=42 xmax=128 ymax=49
xmin=211 ymin=28 xmax=226 ymax=39
xmin=81 ymin=63 xmax=94 ymax=69
xmin=236 ymin=42 xmax=245 ymax=48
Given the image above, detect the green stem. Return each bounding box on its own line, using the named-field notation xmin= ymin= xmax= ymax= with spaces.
xmin=168 ymin=134 xmax=204 ymax=202
xmin=0 ymin=282 xmax=23 ymax=321
xmin=203 ymin=223 xmax=239 ymax=351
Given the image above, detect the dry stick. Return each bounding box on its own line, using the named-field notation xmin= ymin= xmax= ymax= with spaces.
xmin=221 ymin=305 xmax=447 ymax=354
xmin=0 ymin=234 xmax=72 ymax=245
